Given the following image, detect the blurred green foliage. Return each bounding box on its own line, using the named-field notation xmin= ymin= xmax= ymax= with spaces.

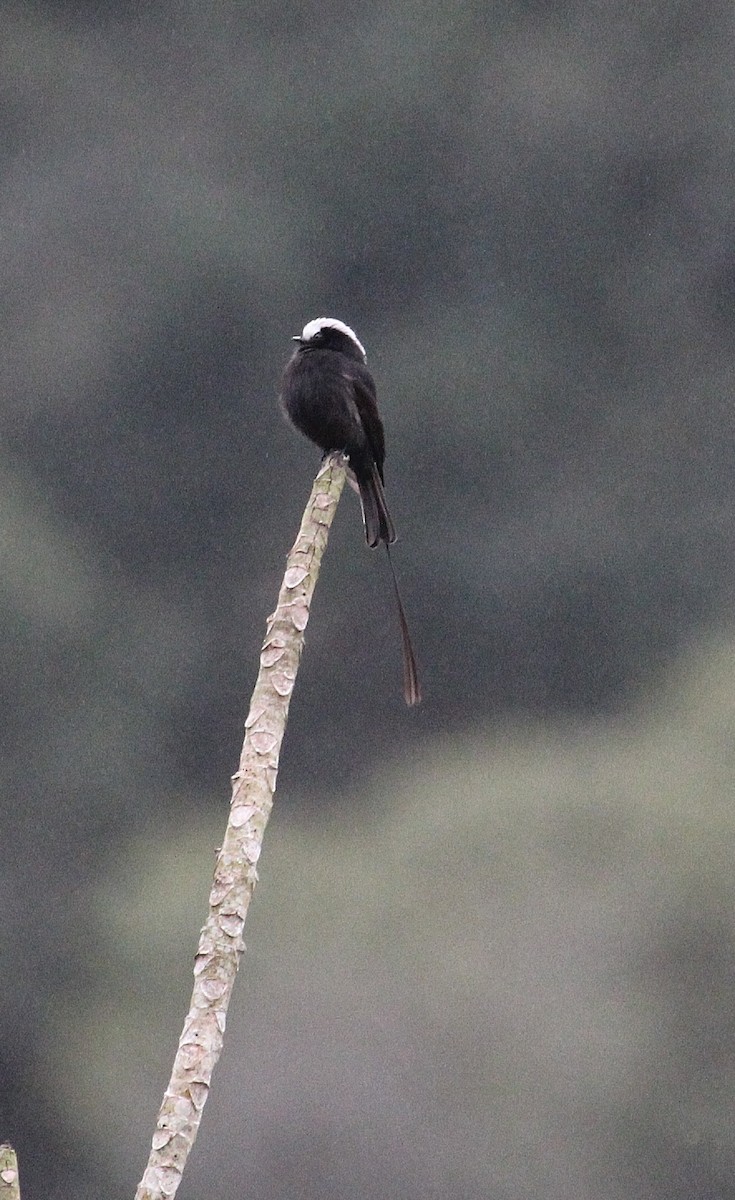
xmin=39 ymin=633 xmax=735 ymax=1199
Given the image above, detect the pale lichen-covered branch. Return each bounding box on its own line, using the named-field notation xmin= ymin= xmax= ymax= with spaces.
xmin=134 ymin=454 xmax=347 ymax=1200
xmin=0 ymin=1145 xmax=21 ymax=1200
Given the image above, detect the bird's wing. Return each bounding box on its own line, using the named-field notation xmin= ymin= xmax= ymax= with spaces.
xmin=348 ymin=363 xmax=387 ymax=478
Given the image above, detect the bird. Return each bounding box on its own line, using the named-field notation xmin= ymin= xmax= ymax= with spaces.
xmin=280 ymin=317 xmax=421 ymax=706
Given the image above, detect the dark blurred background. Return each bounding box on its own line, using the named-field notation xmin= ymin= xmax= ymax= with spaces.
xmin=3 ymin=1 xmax=735 ymax=1197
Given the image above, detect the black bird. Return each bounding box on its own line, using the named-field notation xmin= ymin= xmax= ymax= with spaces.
xmin=280 ymin=317 xmax=421 ymax=706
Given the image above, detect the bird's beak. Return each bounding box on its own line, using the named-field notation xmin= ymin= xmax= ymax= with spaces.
xmin=292 ymin=335 xmax=303 ymax=343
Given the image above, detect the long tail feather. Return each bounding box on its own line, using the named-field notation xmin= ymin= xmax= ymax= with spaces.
xmin=385 ymin=546 xmax=421 ymax=706
xmin=356 ymin=462 xmax=420 ymax=704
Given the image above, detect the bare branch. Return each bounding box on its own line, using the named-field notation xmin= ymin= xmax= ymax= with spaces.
xmin=0 ymin=1145 xmax=21 ymax=1200
xmin=135 ymin=454 xmax=347 ymax=1200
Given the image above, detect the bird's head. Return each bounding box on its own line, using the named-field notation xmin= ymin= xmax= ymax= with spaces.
xmin=292 ymin=317 xmax=367 ymax=362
